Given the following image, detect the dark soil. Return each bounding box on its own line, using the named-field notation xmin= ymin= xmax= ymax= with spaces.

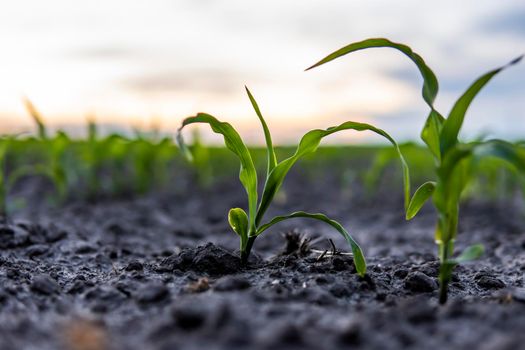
xmin=1 ymin=174 xmax=525 ymax=350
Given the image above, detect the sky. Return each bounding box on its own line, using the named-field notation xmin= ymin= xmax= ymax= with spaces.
xmin=0 ymin=0 xmax=524 ymax=144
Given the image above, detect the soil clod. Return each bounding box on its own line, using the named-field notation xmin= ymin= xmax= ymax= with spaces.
xmin=136 ymin=282 xmax=170 ymax=304
xmin=31 ymin=274 xmax=60 ymax=295
xmin=214 ymin=275 xmax=251 ymax=291
xmin=475 ymin=272 xmax=506 ymax=290
xmin=404 ymin=272 xmax=438 ymax=293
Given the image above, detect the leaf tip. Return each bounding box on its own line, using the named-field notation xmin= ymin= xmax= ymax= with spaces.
xmin=304 ymin=63 xmax=317 ymax=71
xmin=510 ymin=55 xmax=524 ymax=65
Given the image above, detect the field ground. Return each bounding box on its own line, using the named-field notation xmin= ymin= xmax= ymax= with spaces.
xmin=1 ymin=146 xmax=525 ymax=349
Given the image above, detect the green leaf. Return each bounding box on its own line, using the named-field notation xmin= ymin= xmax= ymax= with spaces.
xmin=87 ymin=118 xmax=97 ymax=143
xmin=0 ymin=138 xmax=9 ymax=218
xmin=7 ymin=164 xmax=52 ymax=189
xmin=421 ymin=111 xmax=445 ymax=161
xmin=228 ymin=208 xmax=249 ymax=240
xmin=364 ymin=147 xmax=396 ymax=192
xmin=473 ymin=139 xmax=525 ymax=173
xmin=440 ymin=55 xmax=523 ymax=155
xmin=24 ymin=98 xmax=47 ymax=140
xmin=306 ymin=38 xmax=439 ymax=108
xmin=0 ymin=139 xmax=8 ymax=159
xmin=434 ymin=145 xmax=474 ymax=221
xmin=438 ymin=145 xmax=474 ymax=180
xmin=177 ymin=113 xmax=258 ymax=231
xmin=453 ymin=244 xmax=484 ymax=264
xmin=257 ymin=211 xmax=366 ymax=277
xmin=255 ymin=121 xmax=410 ymax=225
xmin=245 ymin=86 xmax=277 ymax=174
xmin=406 ymin=181 xmax=436 ymax=220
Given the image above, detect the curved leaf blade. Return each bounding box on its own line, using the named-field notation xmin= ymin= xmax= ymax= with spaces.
xmin=306 ymin=38 xmax=439 ymax=108
xmin=421 ymin=111 xmax=445 ymax=161
xmin=434 ymin=145 xmax=474 ymax=222
xmin=245 ymin=86 xmax=277 ymax=174
xmin=255 ymin=121 xmax=410 ymax=225
xmin=406 ymin=181 xmax=436 ymax=220
xmin=453 ymin=244 xmax=484 ymax=264
xmin=177 ymin=113 xmax=258 ymax=231
xmin=473 ymin=139 xmax=525 ymax=174
xmin=24 ymin=98 xmax=47 ymax=140
xmin=0 ymin=138 xmax=9 ymax=219
xmin=228 ymin=208 xmax=249 ymax=240
xmin=257 ymin=211 xmax=366 ymax=276
xmin=440 ymin=55 xmax=523 ymax=155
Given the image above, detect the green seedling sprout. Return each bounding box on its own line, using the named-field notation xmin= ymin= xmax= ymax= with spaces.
xmin=0 ymin=133 xmax=33 ymax=222
xmin=177 ymin=87 xmax=410 ymax=276
xmin=89 ymin=124 xmax=139 ymax=197
xmin=24 ymin=98 xmax=69 ymax=201
xmin=131 ymin=123 xmax=178 ymax=193
xmin=83 ymin=118 xmax=109 ymax=198
xmin=308 ymin=38 xmax=525 ymax=303
xmin=189 ymin=128 xmax=213 ymax=188
xmin=0 ymin=136 xmax=10 ymax=223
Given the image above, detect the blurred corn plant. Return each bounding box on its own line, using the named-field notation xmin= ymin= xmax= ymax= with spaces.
xmin=23 ymin=98 xmax=69 ymax=202
xmin=364 ymin=143 xmax=434 ymax=198
xmin=308 ymin=37 xmax=525 ymax=303
xmin=80 ymin=119 xmax=126 ymax=199
xmin=0 ymin=136 xmax=10 ymax=222
xmin=188 ymin=128 xmax=213 ymax=188
xmin=130 ymin=130 xmax=177 ymax=194
xmin=0 ymin=133 xmax=39 ymax=222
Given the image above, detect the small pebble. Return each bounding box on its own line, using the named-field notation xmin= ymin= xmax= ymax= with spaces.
xmin=136 ymin=283 xmax=169 ymax=304
xmin=172 ymin=305 xmax=206 ymax=330
xmin=31 ymin=275 xmax=60 ymax=295
xmin=26 ymin=245 xmax=49 ymax=257
xmin=404 ymin=272 xmax=438 ymax=293
xmin=214 ymin=276 xmax=251 ymax=291
xmin=75 ymin=243 xmax=97 ymax=254
xmin=476 ymin=275 xmax=506 ymax=290
xmin=126 ymin=260 xmax=144 ymax=272
xmin=512 ymin=288 xmax=525 ymax=303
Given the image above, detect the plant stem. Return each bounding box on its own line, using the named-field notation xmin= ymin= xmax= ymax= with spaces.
xmin=438 ymin=261 xmax=449 ymax=304
xmin=240 ymin=236 xmax=257 ymax=265
xmin=438 ymin=239 xmax=453 ymax=304
xmin=439 ymin=277 xmax=449 ymax=304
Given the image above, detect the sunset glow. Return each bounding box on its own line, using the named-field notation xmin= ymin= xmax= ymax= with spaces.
xmin=1 ymin=0 xmax=524 ymax=143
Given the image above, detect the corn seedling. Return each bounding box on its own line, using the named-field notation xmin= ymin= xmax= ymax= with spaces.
xmin=0 ymin=136 xmax=10 ymax=223
xmin=188 ymin=128 xmax=213 ymax=188
xmin=177 ymin=87 xmax=410 ymax=276
xmin=308 ymin=38 xmax=525 ymax=302
xmin=130 ymin=136 xmax=166 ymax=194
xmin=0 ymin=133 xmax=35 ymax=222
xmin=82 ymin=119 xmax=131 ymax=200
xmin=82 ymin=119 xmax=110 ymax=198
xmin=24 ymin=98 xmax=69 ymax=201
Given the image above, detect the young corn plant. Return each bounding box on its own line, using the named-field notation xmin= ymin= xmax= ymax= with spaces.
xmin=0 ymin=133 xmax=34 ymax=222
xmin=307 ymin=38 xmax=525 ymax=303
xmin=177 ymin=87 xmax=410 ymax=276
xmin=189 ymin=128 xmax=213 ymax=188
xmin=24 ymin=98 xmax=69 ymax=201
xmin=0 ymin=136 xmax=10 ymax=223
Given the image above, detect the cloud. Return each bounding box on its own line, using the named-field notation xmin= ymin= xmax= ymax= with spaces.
xmin=68 ymin=46 xmax=144 ymax=60
xmin=482 ymin=8 xmax=525 ymax=36
xmin=1 ymin=0 xmax=525 ymax=143
xmin=120 ymin=68 xmax=253 ymax=96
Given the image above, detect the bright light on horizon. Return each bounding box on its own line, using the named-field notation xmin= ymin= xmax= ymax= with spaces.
xmin=1 ymin=1 xmax=524 ymax=143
